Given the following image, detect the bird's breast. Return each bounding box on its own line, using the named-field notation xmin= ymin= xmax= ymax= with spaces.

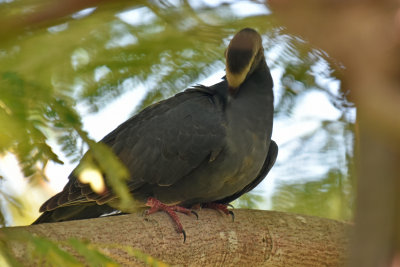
xmin=220 ymin=129 xmax=268 ymax=187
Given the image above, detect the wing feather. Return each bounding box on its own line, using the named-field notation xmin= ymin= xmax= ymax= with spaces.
xmin=40 ymin=83 xmax=228 ymax=211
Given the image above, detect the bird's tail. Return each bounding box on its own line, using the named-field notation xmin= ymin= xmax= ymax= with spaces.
xmin=32 ymin=204 xmax=117 ymax=224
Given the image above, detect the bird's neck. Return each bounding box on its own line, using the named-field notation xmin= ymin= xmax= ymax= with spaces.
xmin=226 ymin=60 xmax=274 ymax=133
xmin=250 ymin=60 xmax=273 ymax=92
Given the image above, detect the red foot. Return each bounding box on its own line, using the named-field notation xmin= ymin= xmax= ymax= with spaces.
xmin=202 ymin=203 xmax=235 ymax=221
xmin=145 ymin=197 xmax=196 ymax=242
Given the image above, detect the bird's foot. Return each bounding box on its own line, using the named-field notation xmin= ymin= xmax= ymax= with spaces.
xmin=145 ymin=197 xmax=197 ymax=242
xmin=202 ymin=202 xmax=235 ymax=221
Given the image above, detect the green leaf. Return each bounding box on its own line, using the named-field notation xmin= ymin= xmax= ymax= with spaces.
xmin=30 ymin=236 xmax=83 ymax=267
xmin=122 ymin=246 xmax=169 ymax=267
xmin=0 ymin=230 xmax=82 ymax=266
xmin=68 ymin=238 xmax=119 ymax=267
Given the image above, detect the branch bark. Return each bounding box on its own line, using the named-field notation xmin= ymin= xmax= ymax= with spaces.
xmin=3 ymin=209 xmax=350 ymax=266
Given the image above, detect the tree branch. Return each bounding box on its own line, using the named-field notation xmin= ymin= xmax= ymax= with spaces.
xmin=3 ymin=209 xmax=350 ymax=266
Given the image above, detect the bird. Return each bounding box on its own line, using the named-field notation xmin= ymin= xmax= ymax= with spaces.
xmin=33 ymin=28 xmax=278 ymax=240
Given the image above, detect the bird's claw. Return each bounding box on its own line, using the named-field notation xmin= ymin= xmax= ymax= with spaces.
xmin=228 ymin=210 xmax=235 ymax=222
xmin=182 ymin=229 xmax=186 ymax=243
xmin=202 ymin=202 xmax=234 ymax=220
xmin=191 ymin=210 xmax=199 ymax=219
xmin=145 ymin=197 xmax=196 ymax=242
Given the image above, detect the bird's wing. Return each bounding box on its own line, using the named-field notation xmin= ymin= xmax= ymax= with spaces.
xmin=215 ymin=140 xmax=278 ymax=204
xmin=108 ymin=87 xmax=227 ymax=188
xmin=40 ymin=85 xmax=228 ymax=211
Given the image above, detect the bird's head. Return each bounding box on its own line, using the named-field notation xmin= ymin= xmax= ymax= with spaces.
xmin=225 ymin=28 xmax=264 ymax=92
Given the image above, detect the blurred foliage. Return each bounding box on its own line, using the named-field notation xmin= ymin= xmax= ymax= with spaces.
xmin=232 ymin=191 xmax=264 ymax=209
xmin=273 ymin=168 xmax=354 ymax=221
xmin=0 ymin=0 xmax=355 ymax=220
xmin=0 ymin=186 xmax=23 ymax=228
xmin=0 ymin=0 xmax=355 ymax=265
xmin=270 ymin=118 xmax=355 ymax=221
xmin=0 ymin=230 xmax=167 ymax=266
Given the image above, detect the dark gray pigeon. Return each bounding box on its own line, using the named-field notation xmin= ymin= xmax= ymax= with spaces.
xmin=33 ymin=28 xmax=278 ymax=239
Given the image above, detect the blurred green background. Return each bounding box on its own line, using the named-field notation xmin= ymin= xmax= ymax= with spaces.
xmin=0 ymin=0 xmax=355 ymax=227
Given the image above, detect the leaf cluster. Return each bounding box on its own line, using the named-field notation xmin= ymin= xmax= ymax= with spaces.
xmin=0 ymin=230 xmax=167 ymax=266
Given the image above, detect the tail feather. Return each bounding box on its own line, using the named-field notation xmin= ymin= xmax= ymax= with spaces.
xmin=32 ymin=204 xmax=117 ymax=224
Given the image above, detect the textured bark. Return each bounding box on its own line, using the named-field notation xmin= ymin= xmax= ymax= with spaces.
xmin=3 ymin=209 xmax=350 ymax=266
